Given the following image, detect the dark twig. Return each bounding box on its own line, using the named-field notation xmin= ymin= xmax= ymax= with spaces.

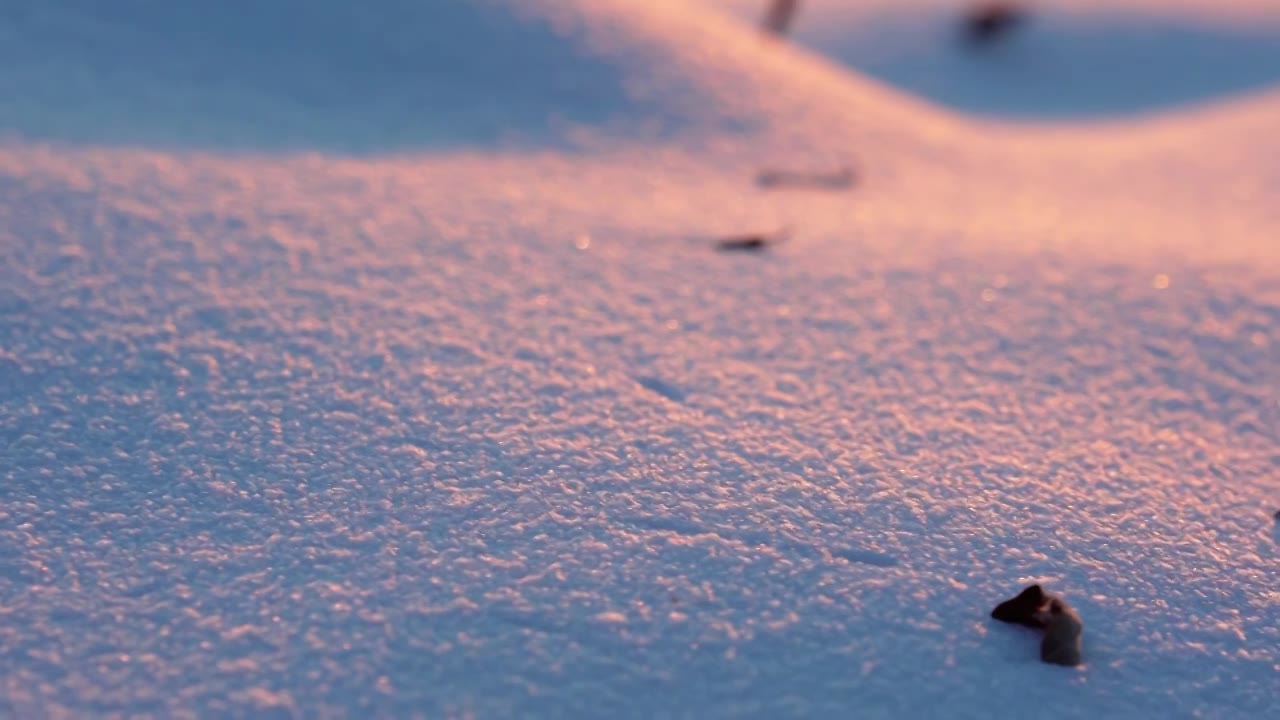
xmin=756 ymin=166 xmax=856 ymax=191
xmin=715 ymin=228 xmax=789 ymax=252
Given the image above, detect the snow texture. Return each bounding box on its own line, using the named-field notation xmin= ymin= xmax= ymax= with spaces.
xmin=0 ymin=0 xmax=1278 ymax=718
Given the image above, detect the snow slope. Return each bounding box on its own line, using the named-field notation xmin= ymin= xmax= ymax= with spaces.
xmin=0 ymin=0 xmax=734 ymax=151
xmin=0 ymin=0 xmax=1277 ymax=717
xmin=705 ymin=0 xmax=1280 ymax=118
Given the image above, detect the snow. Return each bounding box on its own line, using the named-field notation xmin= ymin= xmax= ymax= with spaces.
xmin=0 ymin=0 xmax=1277 ymax=717
xmin=0 ymin=0 xmax=717 ymax=151
xmin=706 ymin=0 xmax=1280 ymax=118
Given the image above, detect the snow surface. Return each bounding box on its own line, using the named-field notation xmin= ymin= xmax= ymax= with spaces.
xmin=0 ymin=0 xmax=717 ymax=151
xmin=706 ymin=0 xmax=1280 ymax=118
xmin=0 ymin=0 xmax=1278 ymax=717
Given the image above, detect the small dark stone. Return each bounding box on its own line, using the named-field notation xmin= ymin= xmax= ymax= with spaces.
xmin=991 ymin=583 xmax=1049 ymax=628
xmin=963 ymin=2 xmax=1026 ymax=45
xmin=1273 ymin=509 xmax=1280 ymax=521
xmin=1039 ymin=597 xmax=1084 ymax=666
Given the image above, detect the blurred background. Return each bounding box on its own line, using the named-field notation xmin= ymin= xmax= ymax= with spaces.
xmin=706 ymin=0 xmax=1280 ymax=118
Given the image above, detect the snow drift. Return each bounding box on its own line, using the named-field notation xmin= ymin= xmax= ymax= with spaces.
xmin=0 ymin=0 xmax=1277 ymax=718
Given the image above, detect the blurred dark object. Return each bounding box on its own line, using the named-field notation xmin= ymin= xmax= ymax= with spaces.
xmin=757 ymin=166 xmax=856 ymax=190
xmin=762 ymin=0 xmax=801 ymax=37
xmin=1039 ymin=597 xmax=1083 ymax=667
xmin=715 ymin=230 xmax=785 ymax=252
xmin=991 ymin=583 xmax=1085 ymax=667
xmin=991 ymin=584 xmax=1049 ymax=629
xmin=963 ymin=2 xmax=1027 ymax=46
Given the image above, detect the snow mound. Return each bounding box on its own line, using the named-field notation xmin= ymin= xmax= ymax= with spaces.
xmin=0 ymin=0 xmax=1278 ymax=718
xmin=706 ymin=0 xmax=1280 ymax=119
xmin=0 ymin=0 xmax=743 ymax=151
